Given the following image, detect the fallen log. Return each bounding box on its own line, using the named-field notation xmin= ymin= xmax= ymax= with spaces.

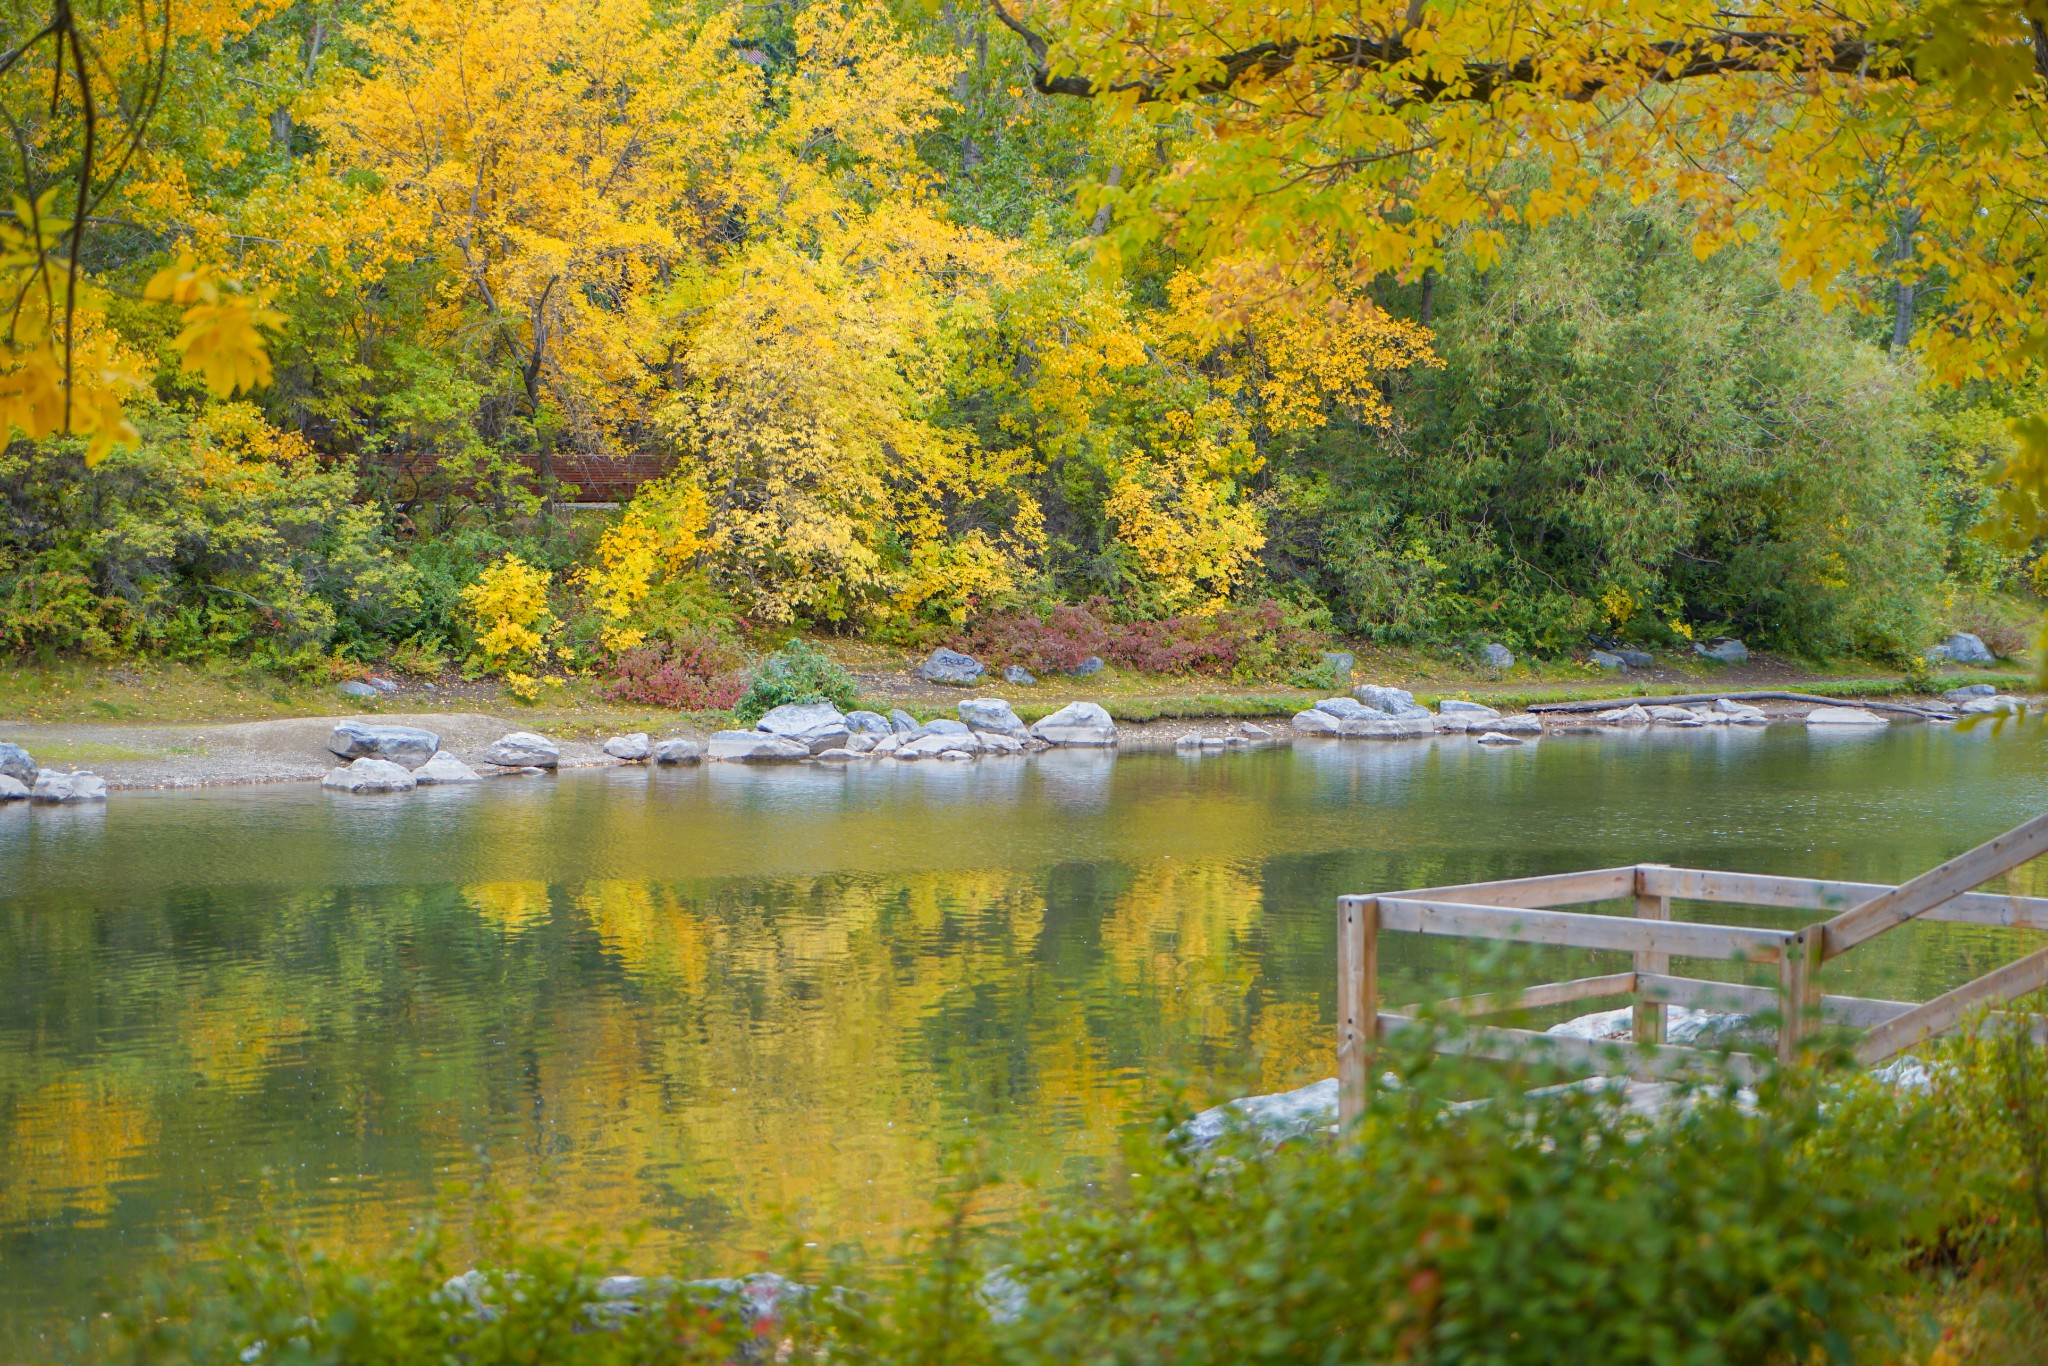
xmin=1525 ymin=690 xmax=1955 ymax=719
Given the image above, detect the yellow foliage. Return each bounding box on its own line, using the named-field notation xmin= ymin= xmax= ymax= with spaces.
xmin=1104 ymin=407 xmax=1268 ymax=614
xmin=579 ymin=473 xmax=712 ymax=649
xmin=462 ymin=554 xmax=556 ymax=675
xmin=142 ymin=255 xmax=284 ymax=397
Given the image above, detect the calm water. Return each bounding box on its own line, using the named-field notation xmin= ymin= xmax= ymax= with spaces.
xmin=3 ymin=724 xmax=2047 ymax=1350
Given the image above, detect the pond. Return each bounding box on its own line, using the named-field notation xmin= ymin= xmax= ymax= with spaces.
xmin=3 ymin=722 xmax=2046 ymax=1351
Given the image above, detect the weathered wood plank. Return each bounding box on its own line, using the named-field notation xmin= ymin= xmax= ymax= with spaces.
xmin=1778 ymin=928 xmax=1823 ymax=1062
xmin=1820 ymin=812 xmax=2048 ymax=960
xmin=1637 ymin=973 xmax=1916 ymax=1031
xmin=1377 ymin=1012 xmax=1762 ymax=1084
xmin=1377 ymin=898 xmax=1790 ymax=962
xmin=1337 ymin=896 xmax=1378 ymax=1126
xmin=1853 ymin=944 xmax=2048 ymax=1065
xmin=1642 ymin=867 xmax=2048 ymax=932
xmin=1407 ymin=972 xmax=1638 ymax=1019
xmin=1634 ymin=868 xmax=1672 ymax=1047
xmin=1382 ymin=867 xmax=1638 ymax=908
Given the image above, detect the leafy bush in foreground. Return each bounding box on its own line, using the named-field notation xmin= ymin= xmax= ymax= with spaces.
xmin=731 ymin=638 xmax=859 ymax=724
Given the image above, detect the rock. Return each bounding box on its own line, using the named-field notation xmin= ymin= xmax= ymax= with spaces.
xmin=653 ymin=738 xmax=704 ymax=764
xmin=1291 ymin=707 xmax=1343 ymax=735
xmin=1694 ymin=638 xmax=1748 ymax=664
xmin=32 ymin=770 xmax=108 ymax=803
xmin=1474 ymin=731 xmax=1525 ymax=746
xmin=412 ymin=752 xmax=482 ymax=784
xmin=336 ymin=680 xmax=382 ymax=699
xmin=0 ymin=741 xmax=34 ymax=783
xmin=1178 ymin=1077 xmax=1338 ymax=1152
xmin=810 ymin=748 xmax=863 ymax=762
xmin=1725 ymin=707 xmax=1768 ymax=725
xmin=1690 ymin=707 xmax=1730 ymax=725
xmin=320 ymin=758 xmax=416 ymax=794
xmin=1003 ymin=664 xmax=1037 ymax=686
xmin=707 ymin=730 xmax=809 ymax=761
xmin=845 ymin=733 xmax=878 ymax=753
xmin=1491 ymin=713 xmax=1544 ymax=734
xmin=328 ymin=720 xmax=441 ymax=768
xmin=1066 ymin=656 xmax=1104 ymax=678
xmin=1322 ymin=651 xmax=1355 ymax=680
xmin=1590 ymin=650 xmax=1625 ymax=670
xmin=917 ymin=717 xmax=974 ymax=736
xmin=1439 ymin=698 xmax=1500 ymax=717
xmin=897 ymin=731 xmax=979 ymax=759
xmin=1615 ymin=647 xmax=1655 ymax=668
xmin=1030 ymin=700 xmax=1119 ymax=747
xmin=979 ymin=731 xmax=1025 ymax=754
xmin=480 ymin=731 xmax=561 ymax=768
xmin=937 ymin=748 xmax=974 ymax=761
xmin=1929 ymin=631 xmax=1997 ymax=664
xmin=1593 ymin=704 xmax=1651 ymax=726
xmin=1961 ymin=695 xmax=2024 ymax=715
xmin=1647 ymin=705 xmax=1697 ymax=722
xmin=1352 ymin=684 xmax=1418 ymax=715
xmin=497 ymin=766 xmax=549 ymax=777
xmin=603 ymin=733 xmax=652 ymax=761
xmin=1313 ymin=697 xmax=1376 ymax=721
xmin=959 ymin=698 xmax=1027 ymax=734
xmin=889 ymin=709 xmax=920 ymax=734
xmin=1806 ymin=706 xmax=1887 ymax=727
xmin=872 ymin=733 xmax=903 ymax=754
xmin=1241 ymin=724 xmax=1272 ymax=740
xmin=756 ymin=702 xmax=846 ymax=736
xmin=1943 ymin=684 xmax=1997 ymax=702
xmin=368 ymin=676 xmax=400 ymax=693
xmin=0 ymin=774 xmax=26 ymax=801
xmin=1340 ymin=714 xmax=1435 ymax=739
xmin=844 ymin=710 xmax=892 ymax=735
xmin=1175 ymin=732 xmax=1203 ymax=749
xmin=917 ymin=647 xmax=985 ymax=686
xmin=1479 ymin=642 xmax=1515 ymax=669
xmin=1548 ymin=1007 xmax=1759 ymax=1046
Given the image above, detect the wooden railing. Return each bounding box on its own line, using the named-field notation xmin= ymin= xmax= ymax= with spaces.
xmin=1336 ymin=812 xmax=2048 ymax=1124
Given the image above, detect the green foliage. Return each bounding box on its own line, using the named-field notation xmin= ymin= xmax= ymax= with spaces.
xmin=731 ymin=638 xmax=860 ymax=724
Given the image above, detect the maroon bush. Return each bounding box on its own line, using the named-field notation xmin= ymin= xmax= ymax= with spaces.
xmin=606 ymin=634 xmax=748 ymax=710
xmin=955 ymin=598 xmax=1322 ymax=678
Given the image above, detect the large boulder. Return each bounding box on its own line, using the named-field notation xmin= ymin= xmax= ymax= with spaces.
xmin=844 ymin=710 xmax=892 ymax=736
xmin=1066 ymin=656 xmax=1104 ymax=678
xmin=653 ymin=738 xmax=704 ymax=764
xmin=321 ymin=757 xmax=416 ymax=793
xmin=1943 ymin=683 xmax=1997 ymax=702
xmin=1961 ymin=694 xmax=2024 ymax=715
xmin=0 ymin=774 xmax=27 ymax=801
xmin=1694 ymin=638 xmax=1749 ymax=664
xmin=916 ymin=647 xmax=985 ymax=686
xmin=1474 ymin=731 xmax=1525 ymax=746
xmin=1438 ymin=699 xmax=1499 ymax=717
xmin=1930 ymin=631 xmax=1997 ymax=664
xmin=328 ymin=720 xmax=441 ymax=768
xmin=1340 ymin=713 xmax=1434 ymax=739
xmin=481 ymin=731 xmax=561 ymax=768
xmin=1291 ymin=707 xmax=1343 ymax=735
xmin=897 ymin=731 xmax=980 ymax=758
xmin=0 ymin=741 xmax=35 ymax=783
xmin=1590 ymin=650 xmax=1625 ymax=670
xmin=756 ymin=702 xmax=845 ymax=736
xmin=1806 ymin=706 xmax=1888 ymax=727
xmin=31 ymin=770 xmax=108 ymax=803
xmin=1352 ymin=684 xmax=1420 ymax=716
xmin=1030 ymin=701 xmax=1118 ymax=747
xmin=603 ymin=733 xmax=652 ymax=761
xmin=707 ymin=730 xmax=810 ymax=761
xmin=1594 ymin=704 xmax=1652 ymax=726
xmin=959 ymin=698 xmax=1027 ymax=734
xmin=1479 ymin=642 xmax=1515 ymax=669
xmin=1490 ymin=713 xmax=1544 ymax=735
xmin=336 ymin=680 xmax=382 ymax=699
xmin=889 ymin=708 xmax=920 ymax=734
xmin=1178 ymin=1077 xmax=1339 ymax=1152
xmin=413 ymin=752 xmax=481 ymax=784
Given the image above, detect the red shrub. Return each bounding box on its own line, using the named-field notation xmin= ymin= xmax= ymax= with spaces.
xmin=606 ymin=636 xmax=748 ymax=711
xmin=955 ymin=598 xmax=1322 ymax=678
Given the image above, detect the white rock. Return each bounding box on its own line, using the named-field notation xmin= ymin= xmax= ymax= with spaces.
xmin=810 ymin=748 xmax=863 ymax=762
xmin=328 ymin=720 xmax=440 ymax=767
xmin=1179 ymin=1078 xmax=1339 ymax=1151
xmin=707 ymin=731 xmax=809 ymax=762
xmin=481 ymin=731 xmax=561 ymax=768
xmin=1438 ymin=698 xmax=1500 ymax=717
xmin=959 ymin=698 xmax=1027 ymax=735
xmin=1594 ymin=704 xmax=1651 ymax=726
xmin=1713 ymin=698 xmax=1757 ymax=714
xmin=603 ymin=733 xmax=652 ymax=761
xmin=978 ymin=731 xmax=1025 ymax=754
xmin=1805 ymin=706 xmax=1887 ymax=727
xmin=412 ymin=752 xmax=482 ymax=784
xmin=871 ymin=733 xmax=903 ymax=755
xmin=937 ymin=749 xmax=974 ymax=761
xmin=1353 ymin=684 xmax=1418 ymax=715
xmin=1030 ymin=701 xmax=1118 ymax=747
xmin=845 ymin=733 xmax=878 ymax=753
xmin=1490 ymin=713 xmax=1544 ymax=734
xmin=755 ymin=702 xmax=848 ymax=736
xmin=1291 ymin=708 xmax=1343 ymax=734
xmin=1474 ymin=731 xmax=1525 ymax=746
xmin=1961 ymin=695 xmax=2024 ymax=715
xmin=1691 ymin=708 xmax=1730 ymax=725
xmin=1241 ymin=724 xmax=1272 ymax=740
xmin=321 ymin=758 xmax=417 ymax=793
xmin=897 ymin=731 xmax=978 ymax=758
xmin=1647 ymin=705 xmax=1696 ymax=722
xmin=0 ymin=774 xmax=27 ymax=801
xmin=653 ymin=738 xmax=703 ymax=764
xmin=30 ymin=770 xmax=108 ymax=803
xmin=1340 ymin=714 xmax=1435 ymax=739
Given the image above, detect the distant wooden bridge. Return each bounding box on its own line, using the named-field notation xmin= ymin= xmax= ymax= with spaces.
xmin=1337 ymin=813 xmax=2048 ymax=1122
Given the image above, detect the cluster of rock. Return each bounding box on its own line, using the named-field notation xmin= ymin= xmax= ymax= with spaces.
xmin=324 ymin=722 xmax=565 ymax=793
xmin=1173 ymin=723 xmax=1274 ymax=752
xmin=1574 ymin=699 xmax=1770 ymax=728
xmin=1940 ymin=683 xmax=2026 ymax=717
xmin=336 ymin=675 xmax=407 ymax=700
xmin=1291 ymin=688 xmax=1543 ymax=745
xmin=0 ymin=741 xmax=108 ymax=804
xmin=707 ymin=698 xmax=1117 ymax=763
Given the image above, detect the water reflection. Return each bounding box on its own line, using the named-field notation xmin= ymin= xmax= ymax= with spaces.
xmin=2 ymin=726 xmax=2047 ymax=1349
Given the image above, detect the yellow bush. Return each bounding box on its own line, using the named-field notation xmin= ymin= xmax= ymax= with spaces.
xmin=579 ymin=473 xmax=712 ymax=651
xmin=463 ymin=554 xmax=555 ymax=675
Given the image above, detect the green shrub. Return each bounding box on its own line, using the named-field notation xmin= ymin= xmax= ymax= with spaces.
xmin=731 ymin=638 xmax=860 ymax=724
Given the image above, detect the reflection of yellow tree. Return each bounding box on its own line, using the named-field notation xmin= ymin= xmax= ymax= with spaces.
xmin=465 ymin=882 xmax=553 ymax=933
xmin=0 ymin=1081 xmax=152 ymax=1225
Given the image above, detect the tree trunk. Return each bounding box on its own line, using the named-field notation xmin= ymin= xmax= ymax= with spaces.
xmin=1089 ymin=163 xmax=1124 ymax=236
xmin=1892 ymin=206 xmax=1922 ymax=350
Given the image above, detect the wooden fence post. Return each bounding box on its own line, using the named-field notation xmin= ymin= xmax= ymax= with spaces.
xmin=1778 ymin=927 xmax=1822 ymax=1062
xmin=1338 ymin=896 xmax=1379 ymax=1127
xmin=1633 ymin=865 xmax=1670 ymax=1047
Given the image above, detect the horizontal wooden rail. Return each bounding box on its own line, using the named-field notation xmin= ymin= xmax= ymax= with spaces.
xmin=1853 ymin=944 xmax=2048 ymax=1065
xmin=1369 ymin=897 xmax=1791 ymax=962
xmin=1407 ymin=973 xmax=1638 ymax=1019
xmin=1378 ymin=1012 xmax=1763 ymax=1084
xmin=1636 ymin=973 xmax=1917 ymax=1031
xmin=1642 ymin=867 xmax=2048 ymax=933
xmin=1820 ymin=811 xmax=2048 ymax=960
xmin=1381 ymin=867 xmax=1637 ymax=908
